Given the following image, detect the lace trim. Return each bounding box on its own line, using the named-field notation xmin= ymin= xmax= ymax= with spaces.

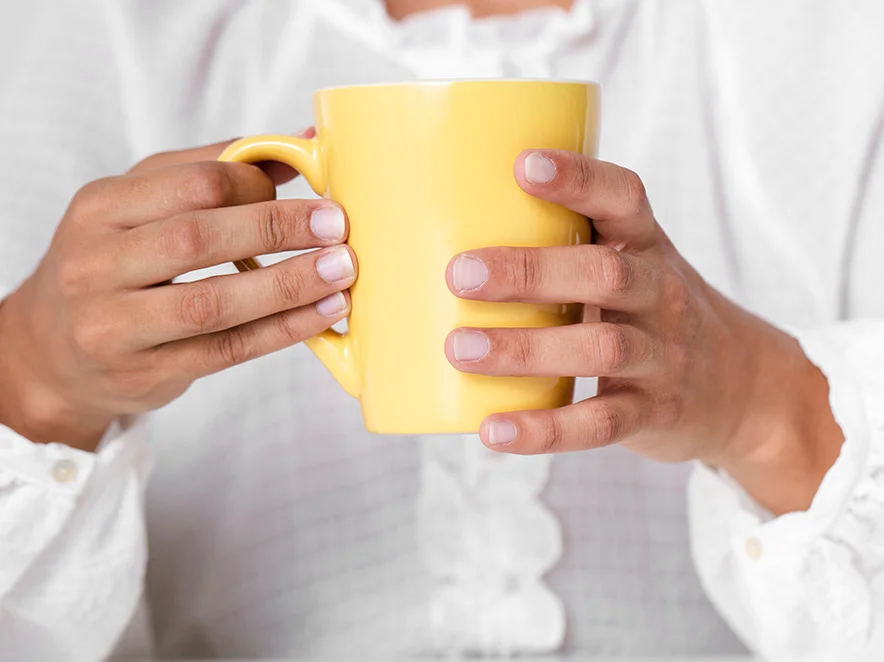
xmin=311 ymin=0 xmax=596 ymax=78
xmin=416 ymin=435 xmax=564 ymax=655
xmin=304 ymin=2 xmax=592 ymax=652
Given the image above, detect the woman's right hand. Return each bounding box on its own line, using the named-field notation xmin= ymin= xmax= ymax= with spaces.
xmin=0 ymin=140 xmax=356 ymax=451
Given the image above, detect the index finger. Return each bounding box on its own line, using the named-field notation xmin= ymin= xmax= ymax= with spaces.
xmin=129 ymin=139 xmax=242 ymax=174
xmin=78 ymin=160 xmax=278 ymax=229
xmin=131 ymin=134 xmax=309 ymax=186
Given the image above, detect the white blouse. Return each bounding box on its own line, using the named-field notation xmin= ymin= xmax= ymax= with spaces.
xmin=1 ymin=0 xmax=883 ymax=660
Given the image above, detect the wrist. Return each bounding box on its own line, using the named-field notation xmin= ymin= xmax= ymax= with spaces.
xmin=713 ymin=315 xmax=844 ymax=515
xmin=0 ymin=292 xmax=109 ymax=451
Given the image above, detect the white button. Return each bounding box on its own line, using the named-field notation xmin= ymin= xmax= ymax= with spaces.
xmin=744 ymin=536 xmax=763 ymax=561
xmin=51 ymin=459 xmax=79 ymax=484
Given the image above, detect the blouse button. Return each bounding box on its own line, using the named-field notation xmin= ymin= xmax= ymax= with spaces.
xmin=744 ymin=536 xmax=763 ymax=561
xmin=51 ymin=459 xmax=79 ymax=484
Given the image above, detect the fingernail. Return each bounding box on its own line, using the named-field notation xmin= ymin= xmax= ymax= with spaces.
xmin=316 ymin=292 xmax=348 ymax=317
xmin=452 ymin=254 xmax=488 ymax=292
xmin=316 ymin=246 xmax=355 ymax=282
xmin=487 ymin=420 xmax=517 ymax=446
xmin=524 ymin=152 xmax=557 ymax=184
xmin=310 ymin=206 xmax=346 ymax=241
xmin=452 ymin=330 xmax=490 ymax=362
xmin=296 ymin=127 xmax=316 ymax=138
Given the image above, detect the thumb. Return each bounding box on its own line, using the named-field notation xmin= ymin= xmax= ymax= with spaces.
xmin=515 ymin=150 xmax=658 ymax=251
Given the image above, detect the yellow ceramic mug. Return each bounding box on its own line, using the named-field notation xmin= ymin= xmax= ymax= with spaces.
xmin=219 ymin=80 xmax=600 ymax=434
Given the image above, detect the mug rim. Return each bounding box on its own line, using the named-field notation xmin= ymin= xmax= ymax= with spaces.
xmin=317 ymin=78 xmax=599 ymax=93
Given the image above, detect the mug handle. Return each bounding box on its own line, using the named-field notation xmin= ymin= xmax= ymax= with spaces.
xmin=218 ymin=135 xmax=361 ymax=398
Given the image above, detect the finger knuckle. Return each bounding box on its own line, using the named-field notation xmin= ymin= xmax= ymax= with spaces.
xmin=258 ymin=203 xmax=297 ymax=254
xmin=591 ymin=401 xmax=624 ymax=446
xmin=184 ymin=163 xmax=234 ymax=209
xmin=540 ymin=414 xmax=565 ymax=453
xmin=68 ymin=178 xmax=112 ymax=222
xmin=57 ymin=259 xmax=87 ymax=296
xmin=247 ymin=164 xmax=278 ymax=201
xmin=596 ymin=323 xmax=630 ymax=374
xmin=160 ymin=217 xmax=210 ymax=264
xmin=271 ymin=263 xmax=309 ymax=307
xmin=598 ymin=247 xmax=633 ymax=294
xmin=509 ymin=248 xmax=543 ymax=297
xmin=211 ymin=328 xmax=252 ymax=367
xmin=71 ymin=317 xmax=114 ymax=362
xmin=275 ymin=309 xmax=309 ymax=343
xmin=571 ymin=156 xmax=596 ymax=196
xmin=662 ymin=273 xmax=692 ymax=317
xmin=124 ymin=172 xmax=156 ymax=202
xmin=620 ymin=169 xmax=649 ymax=216
xmin=178 ymin=281 xmax=227 ymax=332
xmin=498 ymin=329 xmax=534 ymax=372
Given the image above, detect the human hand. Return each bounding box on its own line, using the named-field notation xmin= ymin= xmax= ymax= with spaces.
xmin=446 ymin=150 xmax=843 ymax=513
xmin=0 ymin=140 xmax=356 ymax=451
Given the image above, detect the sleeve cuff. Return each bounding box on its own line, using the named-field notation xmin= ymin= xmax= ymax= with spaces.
xmin=690 ymin=326 xmax=870 ymax=556
xmin=0 ymin=415 xmax=150 ymax=499
xmin=692 ymin=321 xmax=883 ymax=556
xmin=688 ymin=321 xmax=884 ymax=653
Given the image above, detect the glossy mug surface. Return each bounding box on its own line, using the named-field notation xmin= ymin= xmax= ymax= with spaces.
xmin=219 ymin=80 xmax=600 ymax=434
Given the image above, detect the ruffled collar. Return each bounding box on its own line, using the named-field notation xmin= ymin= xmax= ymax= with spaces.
xmin=311 ymin=0 xmax=597 ymax=77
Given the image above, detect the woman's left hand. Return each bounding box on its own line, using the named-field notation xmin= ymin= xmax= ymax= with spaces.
xmin=446 ymin=150 xmax=842 ymax=513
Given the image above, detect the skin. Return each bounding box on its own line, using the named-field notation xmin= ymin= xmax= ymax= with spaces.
xmin=0 ymin=0 xmax=844 ymax=517
xmin=0 ymin=138 xmax=356 ymax=451
xmin=444 ymin=151 xmax=843 ymax=515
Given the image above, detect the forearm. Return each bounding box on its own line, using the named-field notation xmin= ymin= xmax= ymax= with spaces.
xmin=721 ymin=340 xmax=843 ymax=515
xmin=688 ymin=320 xmax=884 ymax=658
xmin=705 ymin=295 xmax=844 ymax=515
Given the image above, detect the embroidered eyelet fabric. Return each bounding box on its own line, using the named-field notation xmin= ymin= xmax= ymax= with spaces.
xmin=2 ymin=1 xmax=884 ymax=660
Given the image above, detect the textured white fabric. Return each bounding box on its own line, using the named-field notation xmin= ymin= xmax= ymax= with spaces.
xmin=690 ymin=322 xmax=884 ymax=658
xmin=1 ymin=0 xmax=883 ymax=660
xmin=0 ymin=418 xmax=152 ymax=661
